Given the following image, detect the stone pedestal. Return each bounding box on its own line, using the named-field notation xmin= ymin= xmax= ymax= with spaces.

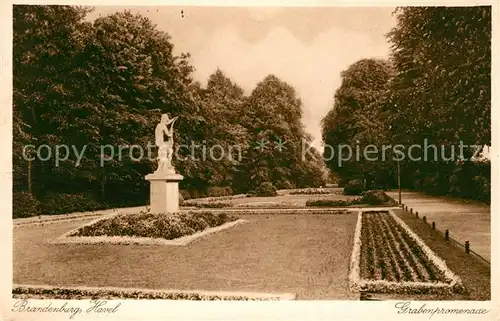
xmin=145 ymin=172 xmax=184 ymax=213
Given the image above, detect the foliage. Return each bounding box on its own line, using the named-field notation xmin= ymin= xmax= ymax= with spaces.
xmin=321 ymin=7 xmax=491 ymax=202
xmin=70 ymin=211 xmax=237 ymax=239
xmin=343 ymin=179 xmax=365 ymax=196
xmin=207 ymin=186 xmax=233 ymax=197
xmin=13 ymin=192 xmax=40 ymax=218
xmin=236 ymin=75 xmax=327 ymax=191
xmin=13 ymin=6 xmax=328 ymax=212
xmin=249 ymin=182 xmax=278 ymax=197
xmin=385 ymin=7 xmax=491 ymax=202
xmin=359 ymin=190 xmax=393 ymax=205
xmin=180 ymin=190 xmax=191 ymax=200
xmin=39 ymin=193 xmax=107 ymax=215
xmin=322 ymin=59 xmax=394 ymax=187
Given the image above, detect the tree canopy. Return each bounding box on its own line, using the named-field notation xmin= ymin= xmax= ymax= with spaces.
xmin=13 ymin=5 xmax=327 ymax=215
xmin=321 ymin=6 xmax=491 ymax=201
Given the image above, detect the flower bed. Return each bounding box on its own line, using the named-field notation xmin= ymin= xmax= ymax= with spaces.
xmin=234 ymin=201 xmax=302 ymax=208
xmin=182 ymin=201 xmax=233 ymax=208
xmin=288 ymin=188 xmax=342 ymax=195
xmin=349 ymin=210 xmax=463 ymax=294
xmin=12 ymin=285 xmax=294 ymax=300
xmin=306 ymin=199 xmax=362 ymax=207
xmin=66 ymin=211 xmax=238 ymax=241
xmin=199 ymin=208 xmax=351 ymax=215
xmin=187 ymin=194 xmax=248 ymax=202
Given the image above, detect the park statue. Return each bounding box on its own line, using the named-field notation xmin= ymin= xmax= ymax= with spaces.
xmin=155 ymin=114 xmax=178 ymax=173
xmin=146 ymin=113 xmax=183 ymax=213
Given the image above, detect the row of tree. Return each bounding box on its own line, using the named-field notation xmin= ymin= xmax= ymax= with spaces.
xmin=13 ymin=5 xmax=327 ymax=215
xmin=321 ymin=7 xmax=491 ymax=202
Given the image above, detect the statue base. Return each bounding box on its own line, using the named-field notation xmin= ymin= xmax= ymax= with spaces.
xmin=145 ymin=172 xmax=184 ymax=213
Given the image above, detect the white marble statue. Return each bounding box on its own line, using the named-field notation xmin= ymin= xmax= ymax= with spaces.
xmin=155 ymin=114 xmax=178 ymax=173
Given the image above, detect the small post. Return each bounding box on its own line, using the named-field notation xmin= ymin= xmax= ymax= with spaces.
xmin=405 ymin=206 xmax=407 ymax=211
xmin=432 ymin=222 xmax=435 ymax=230
xmin=465 ymin=241 xmax=470 ymax=254
xmin=423 ymin=215 xmax=427 ymax=223
xmin=445 ymin=229 xmax=449 ymax=241
xmin=410 ymin=208 xmax=413 ymax=214
xmin=415 ymin=211 xmax=419 ymax=218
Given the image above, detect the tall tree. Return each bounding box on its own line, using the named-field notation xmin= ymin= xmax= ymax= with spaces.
xmin=322 ymin=58 xmax=394 ymax=187
xmin=238 ymin=74 xmax=325 ymax=190
xmin=385 ymin=7 xmax=491 ymax=197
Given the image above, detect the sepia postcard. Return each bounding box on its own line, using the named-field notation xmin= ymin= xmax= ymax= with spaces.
xmin=1 ymin=0 xmax=498 ymax=320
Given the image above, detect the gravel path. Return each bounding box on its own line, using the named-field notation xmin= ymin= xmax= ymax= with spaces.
xmin=387 ymin=191 xmax=490 ymax=261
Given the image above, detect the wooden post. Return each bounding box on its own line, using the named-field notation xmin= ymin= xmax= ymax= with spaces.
xmin=465 ymin=241 xmax=470 ymax=254
xmin=445 ymin=229 xmax=449 ymax=241
xmin=423 ymin=215 xmax=427 ymax=223
xmin=416 ymin=211 xmax=419 ymax=217
xmin=410 ymin=208 xmax=413 ymax=214
xmin=432 ymin=222 xmax=435 ymax=230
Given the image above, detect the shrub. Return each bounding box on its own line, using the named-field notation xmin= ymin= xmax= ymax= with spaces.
xmin=343 ymin=179 xmax=365 ymax=195
xmin=13 ymin=191 xmax=40 ymax=218
xmin=39 ymin=193 xmax=106 ymax=215
xmin=188 ymin=189 xmax=204 ymax=200
xmin=276 ymin=180 xmax=295 ymax=189
xmin=359 ymin=190 xmax=392 ymax=205
xmin=251 ymin=182 xmax=278 ymax=197
xmin=207 ymin=186 xmax=233 ymax=197
xmin=472 ymin=175 xmax=490 ymax=203
xmin=180 ymin=190 xmax=191 ymax=201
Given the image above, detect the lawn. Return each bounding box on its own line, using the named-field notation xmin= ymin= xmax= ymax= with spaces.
xmin=13 ymin=212 xmax=359 ymax=300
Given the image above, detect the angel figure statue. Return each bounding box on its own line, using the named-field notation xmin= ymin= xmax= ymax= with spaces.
xmin=154 ymin=114 xmax=178 ymax=173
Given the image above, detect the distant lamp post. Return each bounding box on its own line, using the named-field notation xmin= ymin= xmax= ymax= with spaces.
xmin=397 ymin=160 xmax=402 ymax=205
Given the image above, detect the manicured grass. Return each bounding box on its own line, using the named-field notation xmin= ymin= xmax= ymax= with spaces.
xmin=379 ymin=209 xmax=490 ymax=300
xmin=14 ymin=213 xmax=359 ymax=299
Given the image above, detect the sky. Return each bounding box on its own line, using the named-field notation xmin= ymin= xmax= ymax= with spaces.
xmin=88 ymin=6 xmax=397 ymax=149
